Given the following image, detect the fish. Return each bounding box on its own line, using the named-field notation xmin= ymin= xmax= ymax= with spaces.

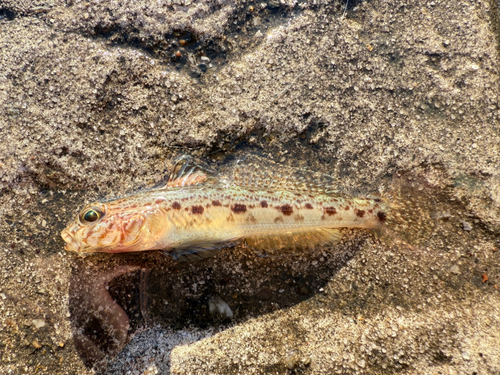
xmin=61 ymin=155 xmax=392 ymax=260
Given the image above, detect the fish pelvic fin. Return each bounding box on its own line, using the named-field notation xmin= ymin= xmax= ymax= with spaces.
xmin=167 ymin=239 xmax=240 ymax=262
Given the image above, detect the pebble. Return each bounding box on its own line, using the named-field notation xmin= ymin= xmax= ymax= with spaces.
xmin=32 ymin=340 xmax=42 ymax=349
xmin=450 ymin=265 xmax=460 ymax=275
xmin=462 ymin=351 xmax=470 ymax=360
xmin=357 ymin=359 xmax=366 ymax=368
xmin=462 ymin=221 xmax=472 ymax=231
xmin=209 ymin=296 xmax=233 ymax=318
xmin=284 ymin=352 xmax=299 ymax=369
xmin=32 ymin=319 xmax=46 ymax=329
xmin=254 ymin=30 xmax=264 ymax=38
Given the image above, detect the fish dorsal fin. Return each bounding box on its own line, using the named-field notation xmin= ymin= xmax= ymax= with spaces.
xmin=244 ymin=228 xmax=343 ymax=256
xmin=160 ymin=155 xmax=216 ymax=189
xmin=230 ymin=155 xmax=339 ymax=194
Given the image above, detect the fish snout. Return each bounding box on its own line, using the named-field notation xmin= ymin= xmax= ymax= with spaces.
xmin=61 ymin=228 xmax=80 ymax=252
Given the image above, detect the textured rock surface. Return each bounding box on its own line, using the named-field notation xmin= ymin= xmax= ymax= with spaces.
xmin=0 ymin=0 xmax=499 ymax=374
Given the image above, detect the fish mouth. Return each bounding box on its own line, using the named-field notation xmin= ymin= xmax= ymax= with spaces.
xmin=61 ymin=229 xmax=81 ymax=252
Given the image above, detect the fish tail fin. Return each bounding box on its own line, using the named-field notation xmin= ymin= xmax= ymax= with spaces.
xmin=376 ymin=175 xmax=440 ymax=250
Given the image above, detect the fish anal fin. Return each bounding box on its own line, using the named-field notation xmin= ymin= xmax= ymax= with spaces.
xmin=244 ymin=228 xmax=343 ymax=255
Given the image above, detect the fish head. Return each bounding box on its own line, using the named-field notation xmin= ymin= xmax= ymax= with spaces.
xmin=61 ymin=202 xmax=149 ymax=253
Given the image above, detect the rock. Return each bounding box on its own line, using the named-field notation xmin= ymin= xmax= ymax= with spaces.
xmin=32 ymin=340 xmax=42 ymax=349
xmin=462 ymin=221 xmax=472 ymax=231
xmin=357 ymin=359 xmax=366 ymax=368
xmin=198 ymin=63 xmax=207 ymax=73
xmin=208 ymin=296 xmax=233 ymax=319
xmin=32 ymin=319 xmax=46 ymax=329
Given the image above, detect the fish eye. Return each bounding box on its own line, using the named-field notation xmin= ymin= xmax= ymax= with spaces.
xmin=80 ymin=206 xmax=104 ymax=224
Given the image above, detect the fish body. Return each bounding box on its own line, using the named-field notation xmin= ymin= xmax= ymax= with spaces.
xmin=62 ymin=156 xmax=388 ymax=258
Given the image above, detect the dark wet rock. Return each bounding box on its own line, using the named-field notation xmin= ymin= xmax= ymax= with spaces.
xmin=198 ymin=63 xmax=207 ymax=72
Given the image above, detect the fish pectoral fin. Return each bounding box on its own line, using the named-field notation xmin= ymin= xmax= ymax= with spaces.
xmin=244 ymin=228 xmax=343 ymax=255
xmin=167 ymin=240 xmax=240 ymax=262
xmin=160 ymin=155 xmax=216 ymax=189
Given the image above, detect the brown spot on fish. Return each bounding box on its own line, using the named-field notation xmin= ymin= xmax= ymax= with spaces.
xmin=172 ymin=202 xmax=181 ymax=210
xmin=308 ymin=195 xmax=314 ymax=198
xmin=260 ymin=200 xmax=268 ymax=208
xmin=294 ymin=214 xmax=304 ymax=222
xmin=212 ymin=200 xmax=222 ymax=206
xmin=374 ymin=204 xmax=380 ymax=209
xmin=274 ymin=216 xmax=284 ymax=223
xmin=279 ymin=204 xmax=293 ymax=216
xmin=226 ymin=214 xmax=235 ymax=222
xmin=181 ymin=197 xmax=188 ymax=201
xmin=368 ymin=209 xmax=373 ymax=214
xmin=325 ymin=207 xmax=337 ymax=216
xmin=249 ymin=205 xmax=255 ymax=209
xmin=332 ymin=198 xmax=338 ymax=202
xmin=305 ymin=203 xmax=313 ymax=210
xmin=185 ymin=207 xmax=189 ymax=211
xmin=377 ymin=211 xmax=387 ymax=222
xmin=192 ymin=205 xmax=204 ymax=215
xmin=231 ymin=204 xmax=247 ymax=214
xmin=155 ymin=198 xmax=165 ymax=204
xmin=246 ymin=214 xmax=257 ymax=223
xmin=374 ymin=198 xmax=381 ymax=202
xmin=345 ymin=206 xmax=350 ymax=210
xmin=355 ymin=209 xmax=365 ymax=218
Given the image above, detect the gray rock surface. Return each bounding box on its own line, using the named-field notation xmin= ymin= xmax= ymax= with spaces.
xmin=1 ymin=0 xmax=499 ymax=374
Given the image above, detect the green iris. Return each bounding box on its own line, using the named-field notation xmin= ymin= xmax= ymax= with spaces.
xmin=82 ymin=209 xmax=100 ymax=223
